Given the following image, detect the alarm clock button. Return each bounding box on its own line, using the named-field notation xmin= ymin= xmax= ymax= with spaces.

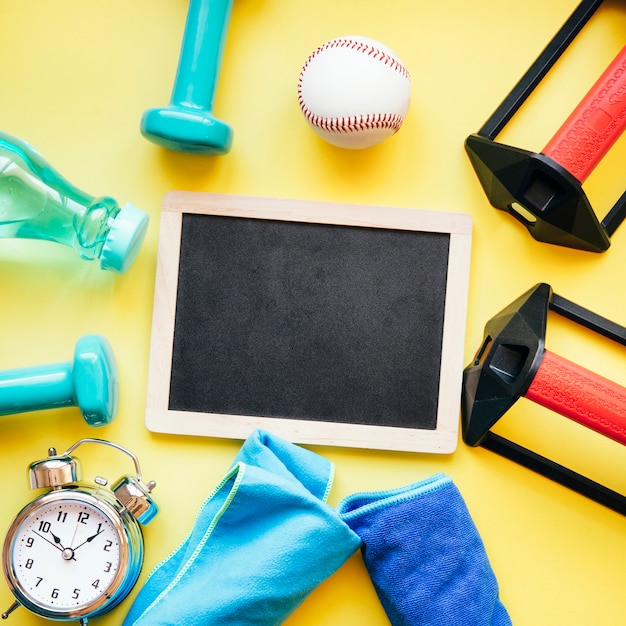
xmin=29 ymin=455 xmax=81 ymax=489
xmin=112 ymin=476 xmax=158 ymax=525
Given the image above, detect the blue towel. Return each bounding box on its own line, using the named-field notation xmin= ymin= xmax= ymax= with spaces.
xmin=337 ymin=473 xmax=512 ymax=626
xmin=122 ymin=429 xmax=361 ymax=626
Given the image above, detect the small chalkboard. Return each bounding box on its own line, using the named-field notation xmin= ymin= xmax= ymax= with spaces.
xmin=145 ymin=192 xmax=472 ymax=453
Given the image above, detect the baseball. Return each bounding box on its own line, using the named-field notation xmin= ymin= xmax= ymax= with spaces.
xmin=297 ymin=36 xmax=411 ymax=149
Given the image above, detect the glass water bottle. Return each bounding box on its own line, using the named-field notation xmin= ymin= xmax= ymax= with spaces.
xmin=0 ymin=130 xmax=149 ymax=273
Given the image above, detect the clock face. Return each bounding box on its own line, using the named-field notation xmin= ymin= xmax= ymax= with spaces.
xmin=4 ymin=493 xmax=128 ymax=616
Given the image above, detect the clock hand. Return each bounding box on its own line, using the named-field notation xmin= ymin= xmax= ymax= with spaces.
xmin=50 ymin=531 xmax=67 ymax=550
xmin=33 ymin=530 xmax=63 ymax=552
xmin=32 ymin=531 xmax=76 ymax=561
xmin=72 ymin=528 xmax=104 ymax=551
xmin=69 ymin=520 xmax=80 ymax=550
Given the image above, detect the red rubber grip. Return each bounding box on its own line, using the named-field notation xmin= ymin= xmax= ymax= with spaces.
xmin=542 ymin=45 xmax=626 ymax=183
xmin=525 ymin=350 xmax=626 ymax=446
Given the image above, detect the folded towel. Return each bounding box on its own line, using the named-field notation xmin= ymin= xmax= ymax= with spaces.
xmin=123 ymin=429 xmax=361 ymax=626
xmin=337 ymin=473 xmax=511 ymax=626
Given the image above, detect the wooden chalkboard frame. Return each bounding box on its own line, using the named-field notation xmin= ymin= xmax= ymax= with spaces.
xmin=145 ymin=192 xmax=472 ymax=453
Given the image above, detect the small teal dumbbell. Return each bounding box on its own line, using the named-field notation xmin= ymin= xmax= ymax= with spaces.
xmin=141 ymin=0 xmax=235 ymax=155
xmin=0 ymin=335 xmax=119 ymax=427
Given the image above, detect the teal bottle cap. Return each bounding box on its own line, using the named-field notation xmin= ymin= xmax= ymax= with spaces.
xmin=100 ymin=203 xmax=150 ymax=273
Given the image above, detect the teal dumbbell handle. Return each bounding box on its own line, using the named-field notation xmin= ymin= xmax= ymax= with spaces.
xmin=0 ymin=335 xmax=119 ymax=427
xmin=141 ymin=0 xmax=235 ymax=155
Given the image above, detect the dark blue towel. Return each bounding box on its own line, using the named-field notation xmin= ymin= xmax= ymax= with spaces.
xmin=337 ymin=473 xmax=511 ymax=626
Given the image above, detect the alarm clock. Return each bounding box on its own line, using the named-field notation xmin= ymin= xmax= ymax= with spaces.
xmin=1 ymin=438 xmax=158 ymax=625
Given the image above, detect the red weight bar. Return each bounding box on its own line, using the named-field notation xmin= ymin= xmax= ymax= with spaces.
xmin=526 ymin=349 xmax=626 ymax=444
xmin=543 ymin=45 xmax=626 ymax=183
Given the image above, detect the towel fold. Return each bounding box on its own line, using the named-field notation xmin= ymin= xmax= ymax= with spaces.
xmin=337 ymin=473 xmax=512 ymax=626
xmin=122 ymin=429 xmax=361 ymax=626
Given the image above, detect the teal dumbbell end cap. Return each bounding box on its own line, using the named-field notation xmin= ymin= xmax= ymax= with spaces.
xmin=101 ymin=203 xmax=150 ymax=274
xmin=72 ymin=335 xmax=119 ymax=427
xmin=141 ymin=0 xmax=236 ymax=155
xmin=140 ymin=106 xmax=233 ymax=155
xmin=0 ymin=335 xmax=119 ymax=426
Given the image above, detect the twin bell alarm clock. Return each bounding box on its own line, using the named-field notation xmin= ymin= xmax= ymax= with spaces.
xmin=1 ymin=438 xmax=158 ymax=625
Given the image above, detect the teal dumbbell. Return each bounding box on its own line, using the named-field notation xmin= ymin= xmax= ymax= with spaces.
xmin=0 ymin=335 xmax=119 ymax=427
xmin=141 ymin=0 xmax=235 ymax=155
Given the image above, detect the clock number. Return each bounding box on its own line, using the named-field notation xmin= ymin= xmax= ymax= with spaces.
xmin=72 ymin=588 xmax=80 ymax=600
xmin=25 ymin=558 xmax=34 ymax=569
xmin=56 ymin=511 xmax=67 ymax=523
xmin=35 ymin=577 xmax=43 ymax=587
xmin=38 ymin=521 xmax=51 ymax=533
xmin=51 ymin=588 xmax=59 ymax=599
xmin=78 ymin=511 xmax=90 ymax=524
xmin=25 ymin=537 xmax=34 ymax=548
xmin=92 ymin=579 xmax=100 ymax=590
xmin=103 ymin=540 xmax=113 ymax=552
xmin=104 ymin=561 xmax=112 ymax=573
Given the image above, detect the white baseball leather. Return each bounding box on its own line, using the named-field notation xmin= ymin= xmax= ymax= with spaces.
xmin=298 ymin=36 xmax=411 ymax=149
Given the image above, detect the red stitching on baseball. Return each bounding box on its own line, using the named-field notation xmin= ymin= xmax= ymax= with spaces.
xmin=297 ymin=37 xmax=409 ymax=135
xmin=297 ymin=103 xmax=404 ymax=134
xmin=298 ymin=37 xmax=410 ymax=83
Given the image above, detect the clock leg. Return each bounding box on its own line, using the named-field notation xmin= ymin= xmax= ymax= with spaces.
xmin=1 ymin=600 xmax=20 ymax=619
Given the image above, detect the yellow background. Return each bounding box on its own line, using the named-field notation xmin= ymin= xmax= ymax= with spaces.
xmin=1 ymin=1 xmax=626 ymax=624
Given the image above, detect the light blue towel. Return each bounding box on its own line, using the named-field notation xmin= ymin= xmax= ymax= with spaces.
xmin=122 ymin=429 xmax=362 ymax=626
xmin=337 ymin=473 xmax=512 ymax=626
